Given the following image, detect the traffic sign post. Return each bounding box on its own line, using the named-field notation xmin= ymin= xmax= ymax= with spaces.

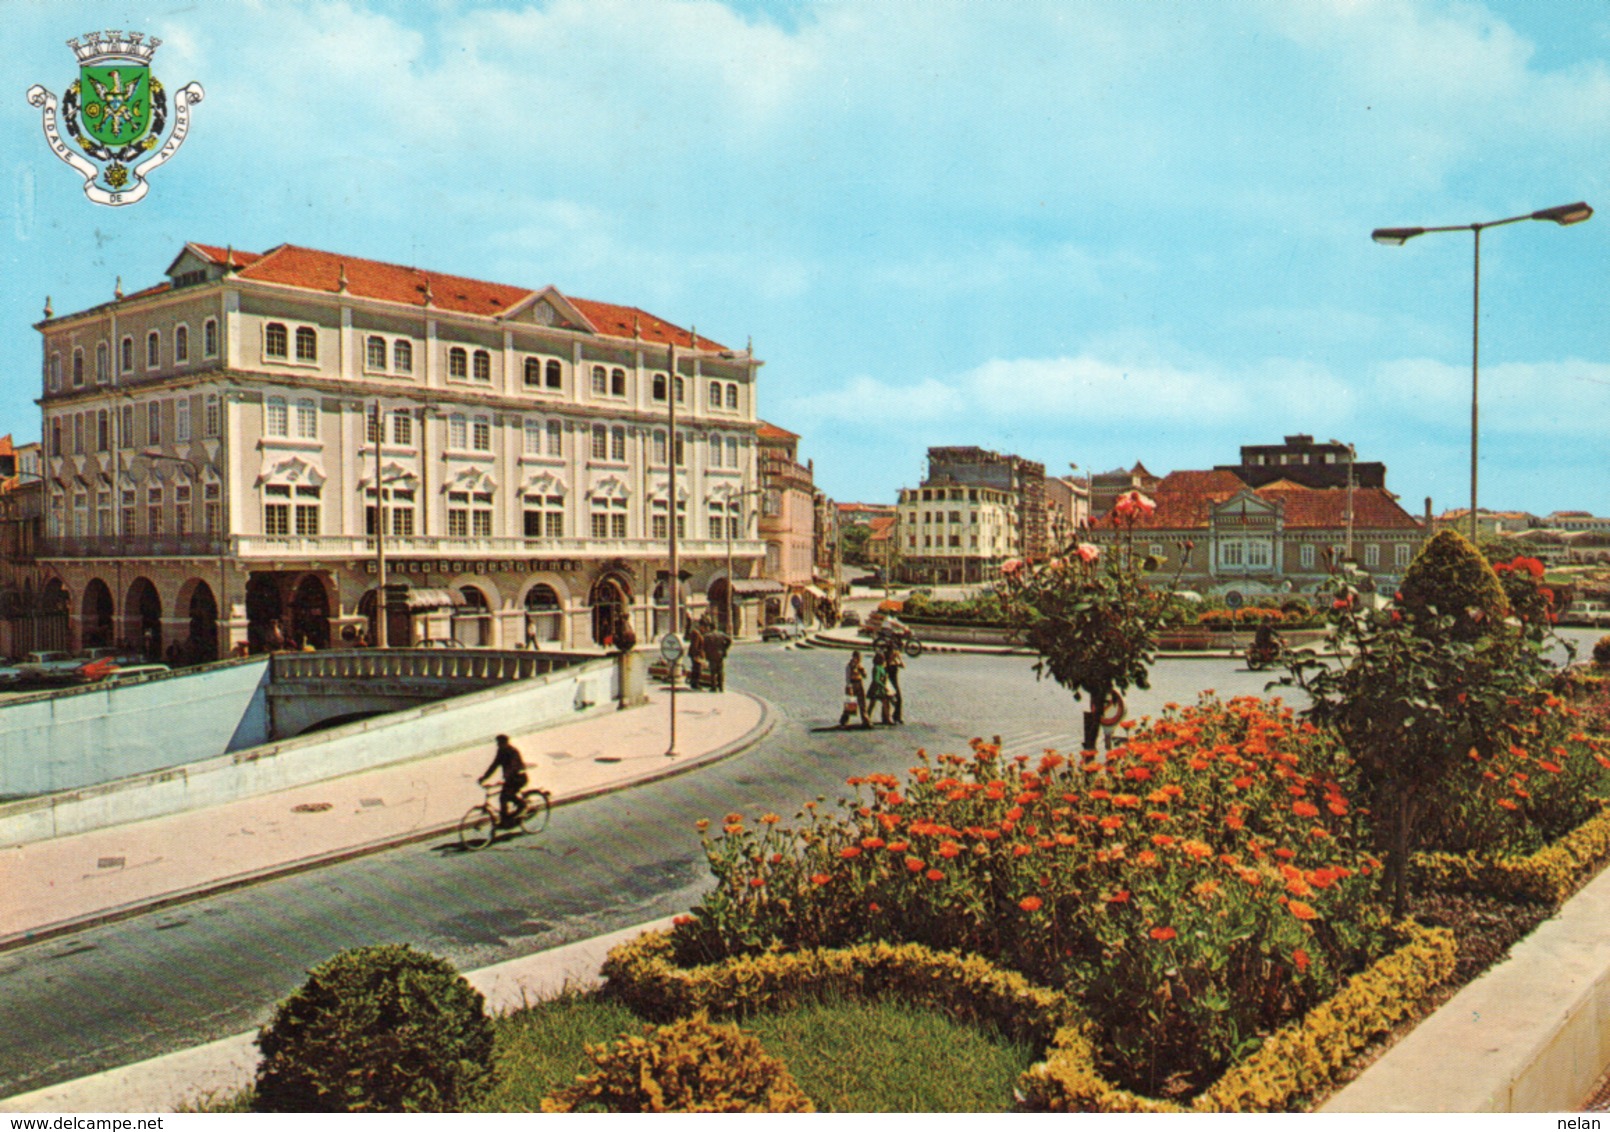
xmin=660 ymin=633 xmax=683 ymax=757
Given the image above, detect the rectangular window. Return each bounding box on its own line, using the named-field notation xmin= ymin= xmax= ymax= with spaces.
xmin=203 ymin=395 xmax=220 ymax=438
xmin=610 ymin=427 xmax=625 ymax=462
xmin=591 ymin=425 xmax=608 ymax=460
xmin=546 ymin=420 xmax=562 ymax=456
xmin=73 ymin=492 xmax=88 ymax=536
xmin=1395 ymin=543 xmax=1412 ymax=568
xmin=266 ymin=398 xmax=288 ymax=438
xmin=472 ymin=350 xmax=491 ymax=382
xmin=447 ymin=491 xmax=469 ymax=538
xmin=472 ymin=417 xmax=491 ymax=452
xmin=1300 ymin=543 xmax=1316 ymax=569
xmin=449 ymin=415 xmax=467 ymax=450
xmin=294 ymin=485 xmax=320 ymax=536
xmin=295 ymin=326 xmax=317 ymax=362
xmin=120 ymin=337 xmax=133 ymax=373
xmin=204 ymin=482 xmax=220 ymax=534
xmin=449 ymin=348 xmax=468 ymax=379
xmin=296 ymin=399 xmax=318 ymax=440
xmin=593 ymin=511 xmax=610 ymax=539
xmin=265 ymin=323 xmax=287 ymax=359
xmin=524 ymin=418 xmax=543 ymax=455
xmin=73 ymin=413 xmax=84 ymax=454
xmin=366 ymin=336 xmax=387 ymax=370
xmin=392 ymin=410 xmax=411 ymax=447
xmin=1247 ymin=540 xmax=1271 ymax=568
xmin=1220 ymin=541 xmax=1243 ymax=568
xmin=147 ymin=486 xmax=163 ymax=534
xmin=1364 ymin=543 xmax=1381 ymax=568
xmin=176 ymin=398 xmax=191 ymax=442
xmin=121 ymin=489 xmax=136 ymax=535
xmin=394 ymin=340 xmax=413 ymax=373
xmin=97 ymin=410 xmax=109 ymax=452
xmin=174 ymin=483 xmax=191 ymax=535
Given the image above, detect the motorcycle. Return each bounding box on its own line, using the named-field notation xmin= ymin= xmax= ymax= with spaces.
xmin=874 ymin=624 xmax=924 ymax=658
xmin=1245 ymin=638 xmax=1285 ymax=671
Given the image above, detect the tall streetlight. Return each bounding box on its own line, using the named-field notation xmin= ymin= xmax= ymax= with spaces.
xmin=1371 ymin=201 xmax=1592 ymax=544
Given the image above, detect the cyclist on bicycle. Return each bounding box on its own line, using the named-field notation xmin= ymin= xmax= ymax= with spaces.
xmin=478 ymin=734 xmax=528 ymax=827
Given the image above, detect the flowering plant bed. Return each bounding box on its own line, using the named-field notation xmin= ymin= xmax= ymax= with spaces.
xmin=671 ymin=696 xmax=1402 ymax=1098
xmin=600 ymin=924 xmax=1454 ymax=1112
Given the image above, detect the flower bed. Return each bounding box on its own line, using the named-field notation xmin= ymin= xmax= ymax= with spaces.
xmin=671 ymin=697 xmax=1397 ymax=1096
xmin=1415 ymin=804 xmax=1610 ymax=905
xmin=600 ymin=923 xmax=1454 ymax=1113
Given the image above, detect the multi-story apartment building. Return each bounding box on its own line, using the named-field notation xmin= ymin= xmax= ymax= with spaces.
xmin=755 ymin=421 xmax=816 ymax=625
xmin=1217 ymin=434 xmax=1386 ymax=491
xmin=34 ymin=242 xmax=765 ymax=658
xmin=894 ymin=479 xmax=1021 ymax=584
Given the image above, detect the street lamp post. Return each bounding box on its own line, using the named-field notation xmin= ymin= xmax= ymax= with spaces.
xmin=1372 ymin=202 xmax=1592 ymax=545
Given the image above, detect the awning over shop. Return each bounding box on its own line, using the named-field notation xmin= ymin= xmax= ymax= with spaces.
xmin=803 ymin=585 xmax=827 ymax=599
xmin=729 ymin=578 xmax=786 ymax=596
xmin=405 ymin=587 xmax=466 ymax=611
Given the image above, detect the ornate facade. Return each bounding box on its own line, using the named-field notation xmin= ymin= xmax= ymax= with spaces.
xmin=34 ymin=242 xmax=765 ymax=657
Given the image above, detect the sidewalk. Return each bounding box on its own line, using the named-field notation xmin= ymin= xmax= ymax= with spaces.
xmin=800 ymin=627 xmax=1246 ymax=659
xmin=0 ymin=685 xmax=770 ymax=950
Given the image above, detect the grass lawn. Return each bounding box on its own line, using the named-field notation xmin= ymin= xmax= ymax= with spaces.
xmin=485 ymin=989 xmax=1038 ymax=1112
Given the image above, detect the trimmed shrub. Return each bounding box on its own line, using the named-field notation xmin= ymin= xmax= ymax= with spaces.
xmin=542 ymin=1012 xmax=813 ymax=1112
xmin=1397 ymin=530 xmax=1508 ymax=637
xmin=1594 ymin=635 xmax=1610 ymax=668
xmin=254 ymin=944 xmax=496 ymax=1112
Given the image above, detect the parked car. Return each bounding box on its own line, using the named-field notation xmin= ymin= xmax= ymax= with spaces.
xmin=0 ymin=664 xmax=23 ymax=687
xmin=101 ymin=663 xmax=170 ymax=683
xmin=761 ymin=621 xmax=805 ymax=642
xmin=16 ymin=650 xmax=84 ymax=685
xmin=838 ymin=610 xmax=861 ymax=627
xmin=74 ymin=650 xmax=147 ymax=682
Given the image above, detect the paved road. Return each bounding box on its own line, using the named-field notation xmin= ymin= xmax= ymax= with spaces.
xmin=2 ymin=632 xmax=1593 ymax=1099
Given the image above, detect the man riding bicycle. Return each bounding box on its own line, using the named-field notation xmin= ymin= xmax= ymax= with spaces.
xmin=478 ymin=734 xmax=528 ymax=827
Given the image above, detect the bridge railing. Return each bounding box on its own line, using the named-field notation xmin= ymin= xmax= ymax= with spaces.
xmin=270 ymin=648 xmax=599 ymax=685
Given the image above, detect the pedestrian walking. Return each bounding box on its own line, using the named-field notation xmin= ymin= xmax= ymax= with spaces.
xmin=688 ymin=619 xmax=707 ymax=690
xmin=884 ymin=643 xmax=905 ymax=723
xmin=869 ymin=648 xmax=893 ymax=725
xmin=838 ymin=650 xmax=870 ymax=729
xmin=613 ymin=613 xmax=637 ymax=654
xmin=703 ymin=625 xmax=731 ymax=692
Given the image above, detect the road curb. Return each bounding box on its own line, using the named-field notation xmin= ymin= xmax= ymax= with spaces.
xmin=0 ymin=693 xmax=774 ymax=955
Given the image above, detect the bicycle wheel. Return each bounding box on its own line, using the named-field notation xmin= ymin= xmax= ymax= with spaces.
xmin=518 ymin=789 xmax=551 ymax=835
xmin=903 ymin=637 xmax=924 ymax=658
xmin=458 ymin=805 xmax=497 ymax=851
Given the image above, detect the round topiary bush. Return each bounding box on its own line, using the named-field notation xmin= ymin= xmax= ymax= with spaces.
xmin=1396 ymin=530 xmax=1508 ymax=637
xmin=541 ymin=1012 xmax=814 ymax=1113
xmin=254 ymin=944 xmax=496 ymax=1112
xmin=1594 ymin=634 xmax=1610 ymax=668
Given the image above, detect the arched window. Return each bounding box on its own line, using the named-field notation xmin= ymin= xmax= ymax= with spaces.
xmin=174 ymin=325 xmax=189 ymax=363
xmin=96 ymin=342 xmax=109 ymax=383
xmin=591 ymin=365 xmax=607 ymax=395
xmin=472 ymin=349 xmax=491 ymax=382
xmin=524 ymin=583 xmax=563 ymax=644
xmin=610 ymin=367 xmax=626 ymax=396
xmin=652 ymin=373 xmax=667 ymax=401
xmin=265 ymin=323 xmax=288 ymax=359
xmin=203 ymin=318 xmax=218 ymax=358
xmin=393 ymin=339 xmax=413 ymax=373
xmin=674 ymin=376 xmax=685 ymax=403
xmin=120 ymin=336 xmax=133 ymax=373
xmin=366 ymin=336 xmax=387 ymax=370
xmin=545 ymin=359 xmax=562 ymax=388
xmin=709 ymin=380 xmax=722 ymax=407
xmin=448 ymin=346 xmax=468 ymax=378
xmin=524 ymin=357 xmax=542 ymax=387
xmin=72 ymin=348 xmax=84 ymax=386
xmin=726 ymin=383 xmax=739 ymax=409
xmin=147 ymin=330 xmax=161 ymax=368
xmin=294 ymin=326 xmax=317 ymax=362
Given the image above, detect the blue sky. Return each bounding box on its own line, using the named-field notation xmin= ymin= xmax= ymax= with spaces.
xmin=4 ymin=0 xmax=1608 ymax=517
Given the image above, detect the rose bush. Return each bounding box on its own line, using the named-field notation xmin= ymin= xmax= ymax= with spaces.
xmin=673 ymin=695 xmax=1389 ymax=1097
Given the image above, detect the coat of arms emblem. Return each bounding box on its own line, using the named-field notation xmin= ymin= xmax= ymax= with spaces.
xmin=27 ymin=30 xmax=203 ymax=207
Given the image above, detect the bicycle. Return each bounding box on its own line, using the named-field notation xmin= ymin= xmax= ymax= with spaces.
xmin=458 ymin=781 xmax=551 ymax=850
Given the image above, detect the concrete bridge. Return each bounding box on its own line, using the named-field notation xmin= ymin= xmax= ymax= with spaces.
xmin=265 ymin=649 xmax=602 ymax=738
xmin=0 ymin=647 xmax=640 ymax=845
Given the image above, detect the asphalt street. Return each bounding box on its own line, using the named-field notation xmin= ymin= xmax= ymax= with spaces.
xmin=0 ymin=631 xmax=1597 ymax=1099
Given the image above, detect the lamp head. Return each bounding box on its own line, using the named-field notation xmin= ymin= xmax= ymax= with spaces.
xmin=1532 ymin=201 xmax=1593 ymax=226
xmin=1372 ymin=227 xmax=1424 ymax=246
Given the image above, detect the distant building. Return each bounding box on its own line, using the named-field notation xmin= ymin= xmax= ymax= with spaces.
xmin=1432 ymin=508 xmax=1539 ymax=539
xmin=755 ymin=421 xmax=819 ymax=627
xmin=1043 ymin=474 xmax=1090 ymax=551
xmin=0 ymin=435 xmax=58 ymax=656
xmin=1089 ymin=466 xmax=1424 ymax=597
xmin=1217 ymin=434 xmax=1385 ymax=491
xmin=924 ymin=446 xmax=1048 ymax=561
xmin=1089 ymin=462 xmax=1160 ymax=516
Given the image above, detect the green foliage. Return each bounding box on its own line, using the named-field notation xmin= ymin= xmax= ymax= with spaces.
xmin=901 ymin=588 xmax=1019 ymax=625
xmin=840 ymin=524 xmax=873 ymax=564
xmin=1594 ymin=635 xmax=1610 ymax=668
xmin=476 ymin=990 xmax=642 ymax=1112
xmin=542 ymin=1012 xmax=814 ymax=1112
xmin=254 ymin=944 xmax=496 ymax=1113
xmin=745 ymin=994 xmax=1037 ymax=1112
xmin=673 ymin=697 xmax=1390 ymax=1095
xmin=1397 ymin=530 xmax=1509 ymax=638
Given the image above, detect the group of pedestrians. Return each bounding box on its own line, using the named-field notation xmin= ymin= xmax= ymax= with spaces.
xmin=685 ymin=617 xmax=732 ymax=692
xmin=838 ymin=643 xmax=905 ymax=729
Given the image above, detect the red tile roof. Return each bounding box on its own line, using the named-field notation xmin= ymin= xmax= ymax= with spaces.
xmin=1096 ymin=472 xmax=1420 ymax=532
xmin=757 ymin=421 xmax=799 ymax=441
xmin=867 ymin=515 xmax=898 ymax=540
xmin=162 ymin=243 xmax=729 ymax=350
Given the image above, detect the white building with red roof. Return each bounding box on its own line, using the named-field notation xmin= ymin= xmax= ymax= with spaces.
xmin=1089 ymin=466 xmax=1426 ymax=597
xmin=33 ymin=241 xmax=765 ymax=657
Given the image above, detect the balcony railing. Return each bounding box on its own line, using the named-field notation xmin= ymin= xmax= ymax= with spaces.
xmin=41 ymin=534 xmax=229 ymax=559
xmin=233 ymin=534 xmax=768 ymax=560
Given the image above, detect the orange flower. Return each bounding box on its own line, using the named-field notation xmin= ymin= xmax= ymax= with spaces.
xmin=723 ymin=823 xmax=744 ymax=835
xmin=1181 ymin=839 xmax=1213 ymax=860
xmin=938 ymin=841 xmax=961 ymax=859
xmin=1292 ymin=801 xmax=1320 ymax=819
xmin=1288 ymin=900 xmax=1318 ymax=921
xmin=1136 ymin=850 xmax=1158 ymax=866
xmin=1152 ymin=834 xmax=1176 ymax=847
xmin=1293 ymin=948 xmax=1311 ymax=973
xmin=906 ymin=856 xmax=926 ymax=872
xmin=1099 ymin=816 xmax=1124 ymax=831
xmin=1019 ymin=896 xmax=1043 ymax=912
xmin=1497 ymin=798 xmax=1519 ymax=811
xmin=1013 ymin=844 xmax=1034 ymax=857
xmin=760 ymin=813 xmax=781 ymax=824
xmin=839 ymin=846 xmax=862 ymax=859
xmin=1149 ymin=926 xmax=1177 ymax=941
xmin=810 ymin=873 xmax=831 ymax=886
xmin=724 ymin=812 xmax=743 ymax=825
xmin=926 ymin=868 xmax=945 ymax=882
xmin=749 ymin=877 xmax=764 ymax=888
xmin=1108 ymin=889 xmax=1130 ymax=904
xmin=695 ymin=819 xmax=711 ymax=831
